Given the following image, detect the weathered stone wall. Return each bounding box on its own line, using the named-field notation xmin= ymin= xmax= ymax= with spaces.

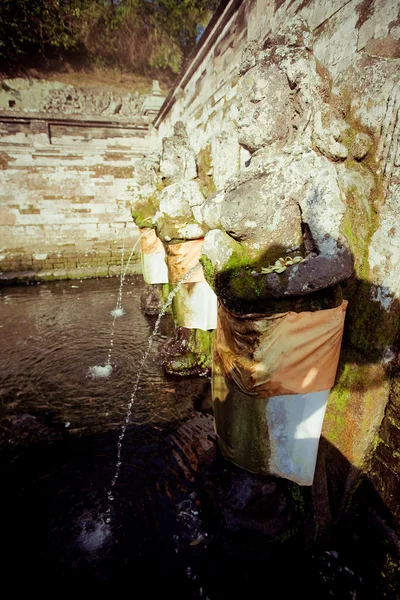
xmin=0 ymin=114 xmax=155 ymax=280
xmin=154 ymin=0 xmax=400 ymax=567
xmin=0 ymin=77 xmax=163 ymax=118
xmin=0 ymin=78 xmax=165 ymax=280
xmin=1 ymin=1 xmax=398 ymax=554
xmin=156 ymin=0 xmax=399 ymax=185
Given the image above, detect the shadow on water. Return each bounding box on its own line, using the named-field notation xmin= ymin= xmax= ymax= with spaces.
xmin=0 ymin=415 xmax=398 ymax=598
xmin=0 ymin=272 xmax=398 ymax=597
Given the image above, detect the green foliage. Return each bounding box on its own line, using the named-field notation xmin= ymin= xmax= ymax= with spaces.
xmin=0 ymin=0 xmax=81 ymax=57
xmin=0 ymin=0 xmax=218 ymax=75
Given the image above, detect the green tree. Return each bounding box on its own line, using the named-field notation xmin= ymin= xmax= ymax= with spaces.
xmin=0 ymin=0 xmax=218 ymax=75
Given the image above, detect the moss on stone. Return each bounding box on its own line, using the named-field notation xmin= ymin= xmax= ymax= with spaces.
xmin=346 ymin=278 xmax=400 ymax=355
xmin=372 ymin=434 xmax=384 ymax=452
xmin=288 ymin=481 xmax=306 ymax=514
xmin=131 ymin=194 xmax=158 ymax=228
xmin=196 ymin=144 xmax=216 ymax=198
xmin=162 ymin=328 xmax=214 ymax=375
xmin=323 ymin=346 xmax=390 ymax=466
xmin=162 ymin=283 xmax=170 ymax=303
xmin=155 ymin=176 xmax=172 ymax=191
xmin=339 ymin=155 xmax=398 ymax=355
xmin=200 ymin=254 xmax=216 ymax=288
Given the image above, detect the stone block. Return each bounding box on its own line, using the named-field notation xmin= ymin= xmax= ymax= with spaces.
xmin=357 ymin=0 xmax=399 ymax=50
xmin=109 ymin=265 xmax=122 ymax=276
xmin=95 ymin=266 xmax=110 ymax=277
xmin=67 ymin=267 xmax=86 ymax=279
xmin=298 ymin=0 xmax=351 ymax=31
xmin=379 ymin=406 xmax=400 ymax=450
xmin=322 ymin=347 xmax=390 ymax=469
xmin=52 ymin=269 xmax=68 ymax=280
xmin=368 ymin=455 xmax=400 ymax=520
xmin=35 ymin=270 xmax=55 ymax=281
xmin=79 ymin=266 xmax=99 ymax=278
xmin=0 ymin=211 xmax=17 ymax=226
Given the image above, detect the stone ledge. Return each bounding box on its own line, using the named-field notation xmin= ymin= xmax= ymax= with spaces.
xmin=0 ymin=262 xmax=142 ymax=284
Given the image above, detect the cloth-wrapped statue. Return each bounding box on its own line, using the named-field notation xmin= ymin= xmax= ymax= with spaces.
xmin=201 ymin=18 xmax=356 ymax=485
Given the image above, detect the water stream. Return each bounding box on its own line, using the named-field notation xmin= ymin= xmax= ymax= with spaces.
xmin=89 ymin=232 xmax=143 ymax=379
xmin=106 ymin=262 xmax=202 ymax=523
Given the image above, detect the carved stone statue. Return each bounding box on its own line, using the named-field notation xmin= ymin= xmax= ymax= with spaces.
xmin=132 ymin=121 xmax=217 ymax=375
xmin=202 ymin=18 xmax=356 ymax=311
xmin=201 ymin=18 xmax=362 ymax=485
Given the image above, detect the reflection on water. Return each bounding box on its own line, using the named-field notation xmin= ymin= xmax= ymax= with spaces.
xmin=0 ymin=276 xmax=206 ymax=441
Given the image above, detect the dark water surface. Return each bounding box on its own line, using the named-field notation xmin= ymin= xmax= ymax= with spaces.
xmin=0 ymin=276 xmax=209 ymax=439
xmin=0 ymin=277 xmax=395 ymax=597
xmin=0 ymin=276 xmax=214 ymax=594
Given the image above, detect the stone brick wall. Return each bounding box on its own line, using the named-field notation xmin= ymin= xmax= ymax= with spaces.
xmin=156 ymin=0 xmax=399 ymax=186
xmin=0 ymin=113 xmax=154 ymax=280
xmin=154 ymin=0 xmax=400 ymax=569
xmin=369 ymin=371 xmax=400 ymax=523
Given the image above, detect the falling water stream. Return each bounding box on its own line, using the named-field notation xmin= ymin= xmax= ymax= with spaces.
xmin=111 ymin=232 xmax=144 ymax=319
xmin=89 ymin=232 xmax=143 ymax=379
xmin=105 ymin=262 xmax=202 ymax=523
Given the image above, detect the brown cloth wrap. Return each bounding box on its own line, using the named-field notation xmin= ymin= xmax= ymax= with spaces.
xmin=165 ymin=239 xmax=205 ymax=284
xmin=215 ymin=301 xmax=348 ymax=400
xmin=140 ymin=228 xmax=165 ymax=255
xmin=212 ymin=301 xmax=348 ymax=475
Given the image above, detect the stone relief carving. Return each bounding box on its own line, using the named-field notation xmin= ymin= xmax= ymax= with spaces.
xmin=0 ymin=77 xmax=165 ymax=117
xmin=43 ymin=87 xmax=143 ymax=116
xmin=201 ymin=18 xmax=380 ymax=305
xmin=152 ymin=121 xmax=207 ymax=243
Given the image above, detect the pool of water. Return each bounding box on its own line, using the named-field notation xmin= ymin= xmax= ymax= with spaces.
xmin=0 ymin=277 xmax=395 ymax=597
xmin=0 ymin=276 xmax=211 ymax=441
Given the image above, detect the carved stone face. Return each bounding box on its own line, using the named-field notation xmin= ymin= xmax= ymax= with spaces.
xmin=237 ymin=62 xmax=293 ymax=153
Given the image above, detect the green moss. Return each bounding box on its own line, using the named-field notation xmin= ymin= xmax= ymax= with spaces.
xmin=340 ymin=160 xmax=398 ymax=355
xmin=155 ymin=176 xmax=172 ymax=191
xmin=131 ymin=194 xmax=158 ymax=228
xmin=229 ymin=268 xmax=265 ymax=299
xmin=35 ymin=272 xmax=55 ymax=281
xmin=199 ymin=254 xmax=216 ymax=289
xmin=331 ymin=384 xmax=351 ymax=414
xmin=387 ymin=415 xmax=400 ymax=430
xmin=325 ymin=353 xmax=371 ymax=444
xmin=341 ymin=126 xmax=357 ymax=149
xmin=342 ymin=175 xmax=378 ymax=280
xmin=372 ymin=434 xmax=384 ymax=452
xmin=288 ymin=482 xmax=306 ymax=514
xmin=382 ymin=553 xmax=400 ymax=585
xmin=188 ymin=328 xmax=215 ymax=354
xmin=162 ymin=283 xmax=170 ymax=304
xmin=165 ymin=329 xmax=214 ymax=374
xmin=196 ymin=144 xmax=216 ymax=198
